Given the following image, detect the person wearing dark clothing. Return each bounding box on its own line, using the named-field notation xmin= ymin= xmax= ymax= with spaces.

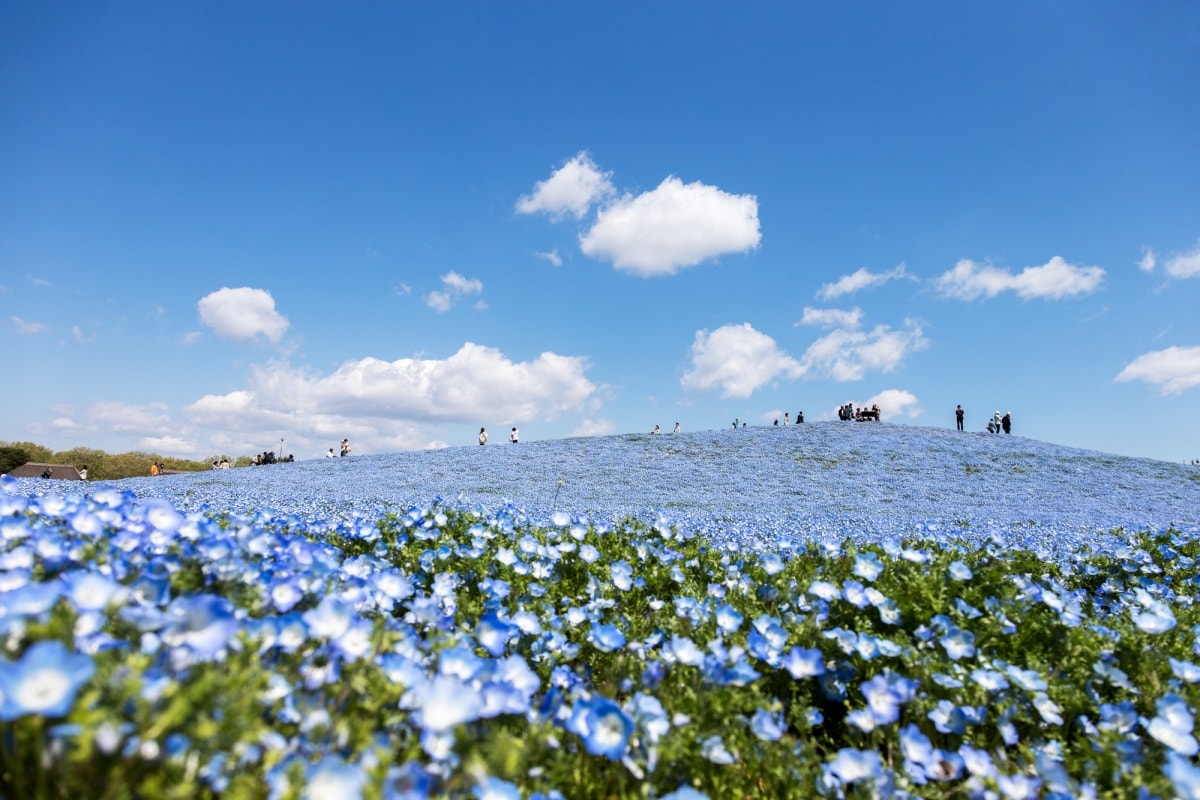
xmin=955 ymin=405 xmax=964 ymax=432
xmin=1001 ymin=412 xmax=1012 ymax=434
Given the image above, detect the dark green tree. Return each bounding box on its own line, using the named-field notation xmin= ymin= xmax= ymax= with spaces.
xmin=0 ymin=446 xmax=29 ymax=474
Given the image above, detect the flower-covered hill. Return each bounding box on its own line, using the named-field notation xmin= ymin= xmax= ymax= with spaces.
xmin=25 ymin=423 xmax=1200 ymax=557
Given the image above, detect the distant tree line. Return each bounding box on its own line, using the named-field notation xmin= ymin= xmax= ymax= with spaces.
xmin=0 ymin=441 xmax=252 ymax=480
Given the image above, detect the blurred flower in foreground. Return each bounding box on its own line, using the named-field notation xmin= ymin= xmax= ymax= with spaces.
xmin=0 ymin=640 xmax=95 ymax=720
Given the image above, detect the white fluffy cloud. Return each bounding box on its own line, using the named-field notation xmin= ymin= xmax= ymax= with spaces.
xmin=681 ymin=323 xmax=802 ymax=398
xmin=798 ymin=307 xmax=864 ymax=330
xmin=683 ymin=313 xmax=927 ymax=398
xmin=516 ymin=152 xmax=614 ymax=220
xmin=424 ymin=271 xmax=484 ymax=313
xmin=935 ymin=257 xmax=1104 ymax=301
xmin=798 ymin=320 xmax=929 ymax=382
xmin=11 ymin=316 xmax=47 ymax=334
xmin=1164 ymin=241 xmax=1200 ymax=279
xmin=817 ymin=264 xmax=909 ymax=300
xmin=1139 ymin=247 xmax=1157 ymax=272
xmin=1116 ymin=346 xmax=1200 ymax=395
xmin=197 ymin=287 xmax=289 ymax=343
xmin=580 ymin=177 xmax=761 ymax=277
xmin=865 ymin=389 xmax=922 ymax=419
xmin=188 ymin=342 xmax=597 ymax=435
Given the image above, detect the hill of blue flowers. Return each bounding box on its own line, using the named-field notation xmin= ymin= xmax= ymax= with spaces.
xmin=6 ymin=422 xmax=1200 ymax=798
xmin=37 ymin=422 xmax=1200 ymax=557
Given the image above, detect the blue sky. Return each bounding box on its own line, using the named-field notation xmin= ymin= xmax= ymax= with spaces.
xmin=2 ymin=3 xmax=1199 ymax=463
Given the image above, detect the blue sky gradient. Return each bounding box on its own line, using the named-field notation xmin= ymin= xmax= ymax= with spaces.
xmin=3 ymin=3 xmax=1199 ymax=461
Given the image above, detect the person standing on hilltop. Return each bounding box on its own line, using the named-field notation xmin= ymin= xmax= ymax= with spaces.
xmin=1002 ymin=411 xmax=1012 ymax=434
xmin=673 ymin=422 xmax=680 ymax=433
xmin=479 ymin=427 xmax=488 ymax=445
xmin=509 ymin=427 xmax=519 ymax=444
xmin=955 ymin=405 xmax=964 ymax=432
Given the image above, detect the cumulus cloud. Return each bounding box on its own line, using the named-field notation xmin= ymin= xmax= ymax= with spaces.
xmin=516 ymin=152 xmax=614 ymax=220
xmin=11 ymin=316 xmax=47 ymax=334
xmin=197 ymin=287 xmax=289 ymax=343
xmin=572 ymin=418 xmax=615 ymax=438
xmin=189 ymin=342 xmax=596 ymax=432
xmin=817 ymin=264 xmax=910 ymax=300
xmin=424 ymin=271 xmax=484 ymax=313
xmin=935 ymin=256 xmax=1104 ymax=301
xmin=681 ymin=323 xmax=802 ymax=398
xmin=798 ymin=307 xmax=864 ymax=330
xmin=798 ymin=320 xmax=928 ymax=382
xmin=1139 ymin=247 xmax=1157 ymax=273
xmin=865 ymin=389 xmax=922 ymax=419
xmin=1116 ymin=346 xmax=1200 ymax=395
xmin=1164 ymin=241 xmax=1200 ymax=279
xmin=536 ymin=249 xmax=563 ymax=267
xmin=580 ymin=177 xmax=761 ymax=277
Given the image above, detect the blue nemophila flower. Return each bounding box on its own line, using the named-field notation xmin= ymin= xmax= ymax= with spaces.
xmin=860 ymin=671 xmax=917 ymax=725
xmin=758 ymin=553 xmax=785 ymax=575
xmin=1166 ymin=751 xmax=1200 ymax=800
xmin=659 ymin=788 xmax=709 ymax=800
xmin=959 ymin=744 xmax=995 ymax=778
xmin=474 ymin=776 xmax=521 ymax=800
xmin=749 ymin=708 xmax=785 ymax=742
xmin=970 ymin=668 xmax=1009 ymax=692
xmin=477 ymin=612 xmax=515 ymax=657
xmin=610 ymin=561 xmax=633 ymax=591
xmin=947 ymin=560 xmax=972 ymax=581
xmin=714 ymin=603 xmax=743 ymax=633
xmin=782 ymin=646 xmax=825 ymax=679
xmin=161 ymin=594 xmax=238 ymax=659
xmin=995 ymin=773 xmax=1041 ymax=800
xmin=1132 ymin=587 xmax=1176 ymax=633
xmin=303 ymin=596 xmax=356 ymax=640
xmin=701 ymin=734 xmax=736 ymax=764
xmin=824 ymin=748 xmax=883 ymax=786
xmin=1147 ymin=693 xmax=1199 ymax=755
xmin=1098 ymin=700 xmax=1138 ymax=733
xmin=853 ymin=552 xmax=883 ymax=582
xmin=809 ymin=580 xmax=840 ymax=601
xmin=939 ymin=626 xmax=975 ymax=660
xmin=899 ymin=723 xmax=962 ymax=783
xmin=589 ymin=623 xmax=626 ymax=653
xmin=1005 ymin=664 xmax=1047 ymax=692
xmin=1172 ymin=658 xmax=1200 ymax=683
xmin=667 ymin=635 xmax=704 ymax=666
xmin=304 ymin=756 xmax=365 ymax=800
xmin=565 ymin=695 xmax=633 ymax=760
xmin=0 ymin=640 xmax=95 ymax=720
xmin=60 ymin=570 xmax=126 ymax=612
xmin=417 ymin=675 xmax=483 ymax=733
xmin=1032 ymin=692 xmax=1064 ymax=725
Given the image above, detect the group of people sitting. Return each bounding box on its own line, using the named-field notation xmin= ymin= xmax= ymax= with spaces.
xmin=251 ymin=451 xmax=293 ymax=465
xmin=838 ymin=403 xmax=880 ymax=422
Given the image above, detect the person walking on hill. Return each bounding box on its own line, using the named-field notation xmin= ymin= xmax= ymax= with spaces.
xmin=509 ymin=427 xmax=519 ymax=444
xmin=1001 ymin=411 xmax=1012 ymax=434
xmin=479 ymin=427 xmax=488 ymax=445
xmin=955 ymin=405 xmax=964 ymax=432
xmin=673 ymin=422 xmax=680 ymax=433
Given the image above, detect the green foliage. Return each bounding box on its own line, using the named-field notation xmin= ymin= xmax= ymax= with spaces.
xmin=0 ymin=440 xmax=231 ymax=479
xmin=0 ymin=445 xmax=29 ymax=474
xmin=5 ymin=503 xmax=1200 ymax=798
